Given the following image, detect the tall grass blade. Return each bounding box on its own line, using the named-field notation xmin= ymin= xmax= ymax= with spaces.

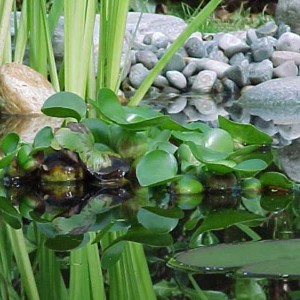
xmin=7 ymin=225 xmax=40 ymax=300
xmin=129 ymin=0 xmax=222 ymax=106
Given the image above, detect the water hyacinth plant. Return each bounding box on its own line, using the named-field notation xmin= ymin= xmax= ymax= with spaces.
xmin=2 ymin=0 xmax=298 ymax=299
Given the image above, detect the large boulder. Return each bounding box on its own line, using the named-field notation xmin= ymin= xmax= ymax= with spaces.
xmin=0 ymin=63 xmax=56 ymax=115
xmin=238 ymin=77 xmax=300 ymax=124
xmin=276 ymin=0 xmax=300 ymax=35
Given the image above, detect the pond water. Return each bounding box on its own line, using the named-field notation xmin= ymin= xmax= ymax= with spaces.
xmin=1 ymin=93 xmax=300 ymax=299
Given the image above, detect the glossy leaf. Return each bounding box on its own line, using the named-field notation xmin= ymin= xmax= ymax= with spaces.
xmin=41 ymin=92 xmax=86 ymax=121
xmin=137 ymin=206 xmax=183 ymax=233
xmin=101 ymin=241 xmax=126 ymax=269
xmin=1 ymin=132 xmax=19 ymax=154
xmin=45 ymin=234 xmax=90 ymax=251
xmin=0 ymin=152 xmax=16 ymax=169
xmin=168 ymin=239 xmax=300 ymax=278
xmin=136 ymin=150 xmax=178 ymax=186
xmin=259 ymin=172 xmax=294 ymax=189
xmin=0 ymin=197 xmax=22 ymax=229
xmin=33 ymin=126 xmax=54 ymax=151
xmin=187 ymin=142 xmax=228 ymax=163
xmin=260 ymin=193 xmax=294 ymax=212
xmin=191 ymin=209 xmax=264 ymax=244
xmin=203 ymin=128 xmax=234 ymax=154
xmin=218 ymin=116 xmax=272 ymax=145
xmin=233 ymin=159 xmax=268 ymax=177
xmin=172 ymin=131 xmax=203 ymax=145
xmin=82 ymin=118 xmax=109 ymax=144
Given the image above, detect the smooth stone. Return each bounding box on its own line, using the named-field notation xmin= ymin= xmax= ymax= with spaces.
xmin=229 ymin=52 xmax=246 ymax=66
xmin=164 ymin=53 xmax=185 ymax=72
xmin=166 ymin=71 xmax=187 ymax=90
xmin=130 ymin=50 xmax=137 ymax=65
xmin=184 ymin=37 xmax=206 ymax=58
xmin=252 ymin=116 xmax=278 ymax=136
xmin=182 ymin=62 xmax=197 ymax=77
xmin=272 ymin=51 xmax=300 ymax=66
xmin=132 ymin=41 xmax=158 ymax=52
xmin=246 ymin=29 xmax=258 ymax=45
xmin=238 ymin=77 xmax=300 ymax=124
xmin=156 ymin=48 xmax=165 ymax=59
xmin=149 ymin=32 xmax=169 ymax=48
xmin=222 ymin=78 xmax=239 ymax=95
xmin=126 ymin=12 xmax=187 ymax=42
xmin=278 ymin=124 xmax=300 ymax=140
xmin=161 ymin=86 xmax=180 ymax=95
xmin=218 ymin=33 xmax=250 ymax=57
xmin=204 ymin=41 xmax=218 ymax=54
xmin=255 ymin=21 xmax=278 ymax=38
xmin=224 ymin=60 xmax=249 ymax=87
xmin=248 ymin=59 xmax=273 ymax=85
xmin=166 ymin=96 xmax=187 ymax=114
xmin=129 ymin=63 xmax=149 ymax=88
xmin=183 ymin=105 xmax=203 ymax=122
xmin=153 ymin=75 xmax=169 ymax=88
xmin=187 ymin=75 xmax=196 ymax=87
xmin=143 ymin=34 xmax=152 ymax=45
xmin=191 ymin=70 xmax=217 ymax=93
xmin=276 ymin=0 xmax=300 ymax=35
xmin=276 ymin=32 xmax=300 ymax=52
xmin=276 ymin=22 xmax=291 ymax=38
xmin=0 ymin=63 xmax=55 ymax=115
xmin=273 ymin=60 xmax=298 ymax=78
xmin=135 ymin=50 xmax=158 ymax=69
xmin=186 ymin=58 xmax=231 ymax=78
xmin=208 ymin=49 xmax=229 ymax=63
xmin=250 ymin=37 xmax=274 ymax=62
xmin=277 ymin=138 xmax=300 ymax=182
xmin=190 ymin=98 xmax=217 ymax=115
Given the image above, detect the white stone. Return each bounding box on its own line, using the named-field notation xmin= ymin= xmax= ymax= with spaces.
xmin=191 ymin=70 xmax=217 ymax=93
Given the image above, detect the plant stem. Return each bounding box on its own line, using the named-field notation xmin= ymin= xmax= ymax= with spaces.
xmin=188 ymin=273 xmax=208 ymax=300
xmin=0 ymin=0 xmax=14 ymax=65
xmin=7 ymin=226 xmax=40 ymax=300
xmin=128 ymin=0 xmax=222 ymax=106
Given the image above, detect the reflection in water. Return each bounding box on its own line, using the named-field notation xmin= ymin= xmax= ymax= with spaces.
xmin=0 ymin=115 xmax=62 ymax=142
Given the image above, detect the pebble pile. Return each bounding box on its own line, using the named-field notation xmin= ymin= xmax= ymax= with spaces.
xmin=123 ymin=21 xmax=298 ymax=97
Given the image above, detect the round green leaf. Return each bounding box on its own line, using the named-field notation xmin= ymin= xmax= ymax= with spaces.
xmin=136 ymin=150 xmax=178 ymax=186
xmin=1 ymin=132 xmax=19 ymax=154
xmin=33 ymin=126 xmax=54 ymax=151
xmin=203 ymin=128 xmax=234 ymax=154
xmin=45 ymin=234 xmax=89 ymax=251
xmin=233 ymin=159 xmax=268 ymax=177
xmin=259 ymin=172 xmax=294 ymax=189
xmin=41 ymin=92 xmax=86 ymax=121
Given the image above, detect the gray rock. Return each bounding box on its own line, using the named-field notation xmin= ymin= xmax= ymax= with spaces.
xmin=191 ymin=98 xmax=217 ymax=115
xmin=273 ymin=60 xmax=298 ymax=78
xmin=218 ymin=33 xmax=250 ymax=57
xmin=191 ymin=70 xmax=217 ymax=93
xmin=251 ymin=37 xmax=274 ymax=62
xmin=249 ymin=59 xmax=273 ymax=84
xmin=153 ymin=75 xmax=169 ymax=88
xmin=204 ymin=41 xmax=218 ymax=54
xmin=129 ymin=63 xmax=149 ymax=88
xmin=267 ymin=36 xmax=278 ymax=48
xmin=252 ymin=117 xmax=278 ymax=136
xmin=127 ymin=12 xmax=187 ymax=42
xmin=183 ymin=105 xmax=203 ymax=122
xmin=143 ymin=34 xmax=152 ymax=45
xmin=272 ymin=51 xmax=300 ymax=66
xmin=167 ymin=96 xmax=187 ymax=114
xmin=130 ymin=50 xmax=137 ymax=64
xmin=224 ymin=60 xmax=249 ymax=87
xmin=150 ymin=32 xmax=169 ymax=48
xmin=276 ymin=32 xmax=300 ymax=52
xmin=182 ymin=62 xmax=197 ymax=77
xmin=278 ymin=124 xmax=300 ymax=140
xmin=255 ymin=21 xmax=278 ymax=38
xmin=277 ymin=138 xmax=300 ymax=182
xmin=186 ymin=58 xmax=231 ymax=78
xmin=184 ymin=37 xmax=206 ymax=58
xmin=238 ymin=77 xmax=300 ymax=124
xmin=166 ymin=71 xmax=187 ymax=90
xmin=208 ymin=49 xmax=229 ymax=63
xmin=222 ymin=78 xmax=239 ymax=95
xmin=0 ymin=63 xmax=56 ymax=115
xmin=156 ymin=48 xmax=165 ymax=59
xmin=276 ymin=0 xmax=300 ymax=35
xmin=229 ymin=52 xmax=246 ymax=66
xmin=164 ymin=53 xmax=185 ymax=72
xmin=246 ymin=29 xmax=258 ymax=45
xmin=135 ymin=50 xmax=158 ymax=69
xmin=187 ymin=75 xmax=196 ymax=87
xmin=276 ymin=22 xmax=291 ymax=38
xmin=162 ymin=86 xmax=180 ymax=95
